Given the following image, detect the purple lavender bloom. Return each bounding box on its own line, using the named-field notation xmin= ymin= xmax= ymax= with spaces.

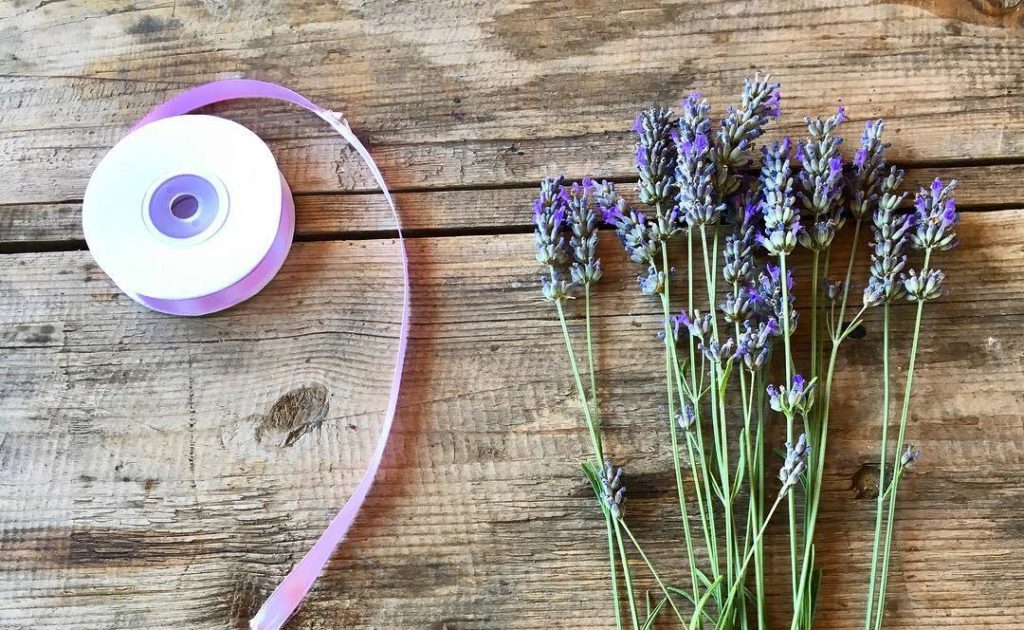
xmin=714 ymin=73 xmax=782 ymax=197
xmin=758 ymin=138 xmax=800 ymax=256
xmin=797 ymin=108 xmax=847 ymax=218
xmin=909 ymin=178 xmax=959 ymax=251
xmin=533 ymin=176 xmax=571 ymax=270
xmin=675 ymin=309 xmax=714 ymax=345
xmin=634 ymin=107 xmax=678 ymax=207
xmin=863 ymin=166 xmax=911 ymax=306
xmin=847 ymin=120 xmax=889 ymax=220
xmin=902 ymin=268 xmax=946 ymax=302
xmin=565 ymin=180 xmax=602 ymax=286
xmin=700 ymin=336 xmax=737 ymax=367
xmin=752 ymin=263 xmax=797 ymax=331
xmin=767 ymin=375 xmax=817 ymax=417
xmin=677 ymin=403 xmax=697 ymax=431
xmin=900 ymin=443 xmax=922 ymax=468
xmin=779 ymin=434 xmax=811 ymax=496
xmin=736 ymin=318 xmax=775 ymax=372
xmin=673 ymin=92 xmax=724 ymax=229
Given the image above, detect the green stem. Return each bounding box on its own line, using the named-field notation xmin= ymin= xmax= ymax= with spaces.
xmin=621 ymin=522 xmax=688 ymax=627
xmin=613 ymin=517 xmax=641 ymax=630
xmin=660 ymin=243 xmax=700 ymax=602
xmin=778 ymin=253 xmax=798 ymax=609
xmin=873 ymin=249 xmax=931 ymax=630
xmin=718 ymin=492 xmax=787 ymax=628
xmin=585 ymin=285 xmax=600 ymax=424
xmin=555 ymin=300 xmax=603 ymax=464
xmin=863 ymin=303 xmax=892 ymax=630
xmin=605 ymin=511 xmax=624 ymax=630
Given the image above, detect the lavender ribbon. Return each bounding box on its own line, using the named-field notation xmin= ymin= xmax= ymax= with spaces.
xmin=132 ymin=80 xmax=410 ymax=629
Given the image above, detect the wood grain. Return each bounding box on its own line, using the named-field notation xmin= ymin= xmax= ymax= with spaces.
xmin=2 ymin=1 xmax=1023 ymax=628
xmin=2 ymin=0 xmax=1024 ymax=205
xmin=1 ymin=210 xmax=1022 ymax=629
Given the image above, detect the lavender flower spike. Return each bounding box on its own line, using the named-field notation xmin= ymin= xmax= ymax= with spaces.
xmin=864 ymin=166 xmax=911 ymax=307
xmin=675 ymin=92 xmax=725 ymax=227
xmin=565 ymin=179 xmax=602 ymax=286
xmin=779 ymin=434 xmax=811 ymax=497
xmin=599 ymin=459 xmax=627 ymax=520
xmin=758 ymin=138 xmax=800 ymax=256
xmin=715 ymin=73 xmax=782 ymax=197
xmin=532 ymin=176 xmax=575 ymax=302
xmin=797 ymin=107 xmax=846 ymax=251
xmin=910 ymin=178 xmax=959 ymax=251
xmin=847 ymin=120 xmax=889 ymax=220
xmin=634 ymin=107 xmax=678 ymax=207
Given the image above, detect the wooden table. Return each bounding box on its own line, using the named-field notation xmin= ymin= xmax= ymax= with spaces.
xmin=2 ymin=1 xmax=1023 ymax=628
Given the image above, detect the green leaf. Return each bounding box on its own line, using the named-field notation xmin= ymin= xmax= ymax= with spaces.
xmin=665 ymin=587 xmax=716 ymax=624
xmin=731 ymin=428 xmax=748 ymax=501
xmin=691 ymin=576 xmax=724 ymax=630
xmin=640 ymin=597 xmax=667 ymax=630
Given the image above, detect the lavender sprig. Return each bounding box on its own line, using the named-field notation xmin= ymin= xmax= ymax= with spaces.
xmin=634 ymin=107 xmax=678 ymax=208
xmin=863 ymin=167 xmax=910 ymax=307
xmin=566 ymin=179 xmax=603 ymax=286
xmin=675 ymin=92 xmax=726 ymax=228
xmin=797 ymin=107 xmax=846 ymax=251
xmin=848 ymin=120 xmax=889 ymax=221
xmin=778 ymin=434 xmax=811 ymax=497
xmin=714 ymin=73 xmax=782 ymax=197
xmin=758 ymin=138 xmax=800 ymax=256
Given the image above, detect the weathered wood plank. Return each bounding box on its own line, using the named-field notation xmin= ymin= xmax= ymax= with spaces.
xmin=2 ymin=210 xmax=1022 ymax=628
xmin=2 ymin=164 xmax=1018 ymax=245
xmin=1 ymin=0 xmax=1023 ymax=204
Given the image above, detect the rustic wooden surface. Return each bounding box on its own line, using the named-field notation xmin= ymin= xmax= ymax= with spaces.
xmin=2 ymin=1 xmax=1023 ymax=629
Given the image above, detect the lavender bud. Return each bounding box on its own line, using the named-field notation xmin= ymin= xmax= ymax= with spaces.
xmin=864 ymin=166 xmax=911 ymax=306
xmin=797 ymin=218 xmax=836 ymax=252
xmin=847 ymin=120 xmax=889 ymax=220
xmin=675 ymin=309 xmax=713 ymax=345
xmin=700 ymin=337 xmax=737 ymax=367
xmin=566 ymin=179 xmax=602 ymax=286
xmin=767 ymin=374 xmax=817 ymax=417
xmin=823 ymin=278 xmax=847 ymax=304
xmin=715 ymin=73 xmax=781 ymax=197
xmin=599 ymin=459 xmax=627 ymax=520
xmin=677 ymin=404 xmax=697 ymax=432
xmin=737 ymin=318 xmax=775 ymax=372
xmin=779 ymin=434 xmax=811 ymax=497
xmin=902 ymin=268 xmax=945 ymax=302
xmin=638 ymin=268 xmax=666 ymax=296
xmin=541 ymin=274 xmax=575 ymax=303
xmin=900 ymin=443 xmax=922 ymax=468
xmin=634 ymin=107 xmax=678 ymax=207
xmin=720 ymin=287 xmax=754 ymax=324
xmin=910 ymin=178 xmax=959 ymax=251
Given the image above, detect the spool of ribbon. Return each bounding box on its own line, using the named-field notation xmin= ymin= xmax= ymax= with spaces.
xmin=82 ymin=80 xmax=410 ymax=630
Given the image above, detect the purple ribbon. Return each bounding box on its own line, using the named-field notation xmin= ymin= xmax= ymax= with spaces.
xmin=131 ymin=80 xmax=410 ymax=629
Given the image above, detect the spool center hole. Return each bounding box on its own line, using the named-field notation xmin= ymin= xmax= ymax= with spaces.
xmin=170 ymin=194 xmax=200 ymax=220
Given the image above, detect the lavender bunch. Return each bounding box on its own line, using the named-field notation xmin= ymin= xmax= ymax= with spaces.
xmin=530 ymin=74 xmax=961 ymax=630
xmin=866 ymin=178 xmax=958 ymax=630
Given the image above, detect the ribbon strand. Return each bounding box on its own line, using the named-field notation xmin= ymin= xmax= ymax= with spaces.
xmin=132 ymin=80 xmax=410 ymax=630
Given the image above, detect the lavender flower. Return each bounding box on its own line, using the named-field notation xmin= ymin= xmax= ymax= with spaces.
xmin=902 ymin=268 xmax=946 ymax=302
xmin=677 ymin=404 xmax=697 ymax=431
xmin=909 ymin=178 xmax=959 ymax=251
xmin=723 ymin=203 xmax=758 ymax=286
xmin=634 ymin=107 xmax=678 ymax=207
xmin=847 ymin=120 xmax=889 ymax=220
xmin=599 ymin=459 xmax=626 ymax=520
xmin=675 ymin=309 xmax=714 ymax=345
xmin=900 ymin=443 xmax=922 ymax=468
xmin=604 ymin=200 xmax=660 ymax=266
xmin=714 ymin=73 xmax=782 ymax=197
xmin=751 ymin=263 xmax=797 ymax=332
xmin=767 ymin=374 xmax=817 ymax=417
xmin=864 ymin=167 xmax=911 ymax=307
xmin=720 ymin=287 xmax=754 ymax=324
xmin=797 ymin=107 xmax=847 ymax=218
xmin=779 ymin=434 xmax=811 ymax=497
xmin=758 ymin=138 xmax=800 ymax=256
xmin=700 ymin=336 xmax=737 ymax=367
xmin=566 ymin=179 xmax=602 ymax=286
xmin=675 ymin=92 xmax=725 ymax=227
xmin=736 ymin=318 xmax=776 ymax=372
xmin=822 ymin=278 xmax=848 ymax=304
